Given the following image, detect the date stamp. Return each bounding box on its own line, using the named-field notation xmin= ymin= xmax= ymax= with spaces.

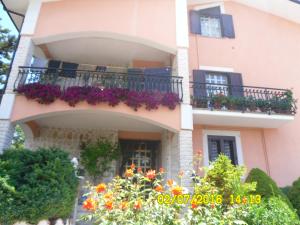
xmin=157 ymin=194 xmax=261 ymax=205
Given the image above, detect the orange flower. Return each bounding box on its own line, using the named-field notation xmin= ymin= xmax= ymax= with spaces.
xmin=211 ymin=203 xmax=215 ymax=209
xmin=125 ymin=169 xmax=134 ymax=177
xmin=191 ymin=202 xmax=198 ymax=209
xmin=171 ymin=186 xmax=183 ymax=196
xmin=155 ymin=185 xmax=164 ymax=192
xmin=130 ymin=163 xmax=135 ymax=170
xmin=134 ymin=199 xmax=142 ymax=210
xmin=83 ymin=198 xmax=97 ymax=211
xmin=146 ymin=170 xmax=156 ymax=180
xmin=104 ymin=192 xmax=113 ymax=199
xmin=178 ymin=170 xmax=184 ymax=178
xmin=159 ymin=167 xmax=165 ymax=173
xmin=96 ymin=183 xmax=106 ymax=193
xmin=167 ymin=179 xmax=174 ymax=186
xmin=242 ymin=197 xmax=248 ymax=204
xmin=105 ymin=201 xmax=113 ymax=210
xmin=137 ymin=167 xmax=143 ymax=173
xmin=119 ymin=201 xmax=128 ymax=210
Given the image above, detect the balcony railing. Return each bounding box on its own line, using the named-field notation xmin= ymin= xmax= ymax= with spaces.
xmin=190 ymin=82 xmax=297 ymax=115
xmin=15 ymin=67 xmax=183 ymax=100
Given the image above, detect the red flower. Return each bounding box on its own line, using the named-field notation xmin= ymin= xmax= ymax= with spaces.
xmin=211 ymin=203 xmax=215 ymax=209
xmin=83 ymin=198 xmax=97 ymax=211
xmin=191 ymin=202 xmax=198 ymax=209
xmin=146 ymin=170 xmax=156 ymax=180
xmin=96 ymin=183 xmax=106 ymax=193
xmin=105 ymin=201 xmax=113 ymax=210
xmin=137 ymin=167 xmax=143 ymax=173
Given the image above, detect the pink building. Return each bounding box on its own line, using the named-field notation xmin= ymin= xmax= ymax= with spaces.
xmin=1 ymin=0 xmax=300 ymax=195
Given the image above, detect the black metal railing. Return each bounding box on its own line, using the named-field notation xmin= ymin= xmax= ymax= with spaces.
xmin=190 ymin=82 xmax=297 ymax=115
xmin=15 ymin=67 xmax=184 ymax=100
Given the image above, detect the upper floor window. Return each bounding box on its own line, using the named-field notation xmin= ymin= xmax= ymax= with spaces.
xmin=190 ymin=6 xmax=235 ymax=39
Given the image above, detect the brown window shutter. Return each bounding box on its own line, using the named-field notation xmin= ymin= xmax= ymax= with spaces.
xmin=193 ymin=70 xmax=207 ymax=98
xmin=199 ymin=6 xmax=221 ymax=16
xmin=221 ymin=14 xmax=235 ymax=38
xmin=190 ymin=10 xmax=201 ymax=34
xmin=229 ymin=73 xmax=243 ymax=97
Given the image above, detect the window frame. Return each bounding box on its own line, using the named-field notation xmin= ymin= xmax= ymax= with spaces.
xmin=202 ymin=130 xmax=244 ymax=166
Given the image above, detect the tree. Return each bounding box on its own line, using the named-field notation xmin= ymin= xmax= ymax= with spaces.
xmin=10 ymin=125 xmax=25 ymax=149
xmin=0 ymin=18 xmax=17 ymax=87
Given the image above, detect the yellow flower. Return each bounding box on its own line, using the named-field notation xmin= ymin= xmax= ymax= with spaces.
xmin=171 ymin=186 xmax=183 ymax=196
xmin=125 ymin=169 xmax=134 ymax=177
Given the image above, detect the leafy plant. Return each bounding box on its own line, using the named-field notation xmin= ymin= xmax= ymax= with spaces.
xmin=81 ymin=165 xmax=184 ymax=225
xmin=80 ymin=139 xmax=120 ymax=181
xmin=245 ymin=168 xmax=293 ymax=209
xmin=288 ymin=177 xmax=300 ymax=217
xmin=255 ymin=98 xmax=270 ymax=113
xmin=0 ymin=148 xmax=79 ymax=225
xmin=237 ymin=197 xmax=300 ymax=225
xmin=211 ymin=93 xmax=228 ymax=109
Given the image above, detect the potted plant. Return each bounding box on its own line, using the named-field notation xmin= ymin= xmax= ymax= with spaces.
xmin=211 ymin=93 xmax=228 ymax=110
xmin=245 ymin=96 xmax=257 ymax=112
xmin=255 ymin=98 xmax=270 ymax=113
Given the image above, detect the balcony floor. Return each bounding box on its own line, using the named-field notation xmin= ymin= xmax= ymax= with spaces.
xmin=193 ymin=109 xmax=294 ymax=128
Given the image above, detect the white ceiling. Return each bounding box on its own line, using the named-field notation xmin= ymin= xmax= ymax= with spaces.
xmin=35 ymin=110 xmax=164 ymax=132
xmin=45 ymin=37 xmax=172 ymax=66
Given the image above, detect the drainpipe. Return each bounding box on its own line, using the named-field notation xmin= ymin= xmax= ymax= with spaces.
xmin=0 ymin=0 xmax=25 ymax=101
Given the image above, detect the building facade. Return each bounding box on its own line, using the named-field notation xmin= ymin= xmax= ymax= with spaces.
xmin=0 ymin=0 xmax=300 ymax=195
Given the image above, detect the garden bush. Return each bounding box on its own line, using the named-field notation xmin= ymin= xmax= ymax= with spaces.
xmin=238 ymin=197 xmax=300 ymax=225
xmin=245 ymin=168 xmax=293 ymax=208
xmin=288 ymin=177 xmax=300 ymax=217
xmin=0 ymin=148 xmax=79 ymax=225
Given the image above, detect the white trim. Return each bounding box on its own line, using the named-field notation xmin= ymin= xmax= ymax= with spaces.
xmin=181 ymin=104 xmax=193 ymax=130
xmin=199 ymin=65 xmax=234 ymax=72
xmin=202 ymin=130 xmax=244 ymax=166
xmin=21 ymin=0 xmax=42 ymax=35
xmin=192 ymin=2 xmax=225 ymax=13
xmin=176 ymin=0 xmax=189 ymax=48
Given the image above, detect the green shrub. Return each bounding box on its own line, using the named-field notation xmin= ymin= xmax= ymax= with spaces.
xmin=245 ymin=168 xmax=293 ymax=209
xmin=239 ymin=197 xmax=300 ymax=225
xmin=288 ymin=177 xmax=300 ymax=217
xmin=281 ymin=185 xmax=292 ymax=196
xmin=0 ymin=148 xmax=79 ymax=225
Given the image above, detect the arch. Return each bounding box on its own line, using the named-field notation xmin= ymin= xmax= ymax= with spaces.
xmin=33 ymin=31 xmax=177 ymax=54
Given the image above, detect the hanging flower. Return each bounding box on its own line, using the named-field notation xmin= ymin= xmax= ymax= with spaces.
xmin=105 ymin=201 xmax=113 ymax=210
xmin=167 ymin=179 xmax=174 ymax=186
xmin=171 ymin=186 xmax=183 ymax=196
xmin=130 ymin=163 xmax=136 ymax=170
xmin=125 ymin=169 xmax=134 ymax=177
xmin=83 ymin=198 xmax=97 ymax=211
xmin=146 ymin=170 xmax=156 ymax=180
xmin=134 ymin=199 xmax=142 ymax=210
xmin=155 ymin=185 xmax=164 ymax=192
xmin=96 ymin=183 xmax=106 ymax=193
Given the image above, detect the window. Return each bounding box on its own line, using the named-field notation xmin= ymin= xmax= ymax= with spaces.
xmin=205 ymin=72 xmax=229 ymax=96
xmin=203 ymin=130 xmax=244 ymax=166
xmin=208 ymin=135 xmax=238 ymax=165
xmin=119 ymin=140 xmax=158 ymax=174
xmin=200 ymin=16 xmax=222 ymax=38
xmin=190 ymin=6 xmax=235 ymax=38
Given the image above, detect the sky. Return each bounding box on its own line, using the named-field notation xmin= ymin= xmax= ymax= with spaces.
xmin=0 ymin=3 xmax=18 ymax=35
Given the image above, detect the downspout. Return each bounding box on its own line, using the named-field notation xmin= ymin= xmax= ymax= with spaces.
xmin=261 ymin=129 xmax=271 ymax=176
xmin=0 ymin=0 xmax=25 ymax=99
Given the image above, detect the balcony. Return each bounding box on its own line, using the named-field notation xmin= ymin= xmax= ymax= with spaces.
xmin=15 ymin=67 xmax=183 ymax=98
xmin=191 ymin=82 xmax=297 ymax=128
